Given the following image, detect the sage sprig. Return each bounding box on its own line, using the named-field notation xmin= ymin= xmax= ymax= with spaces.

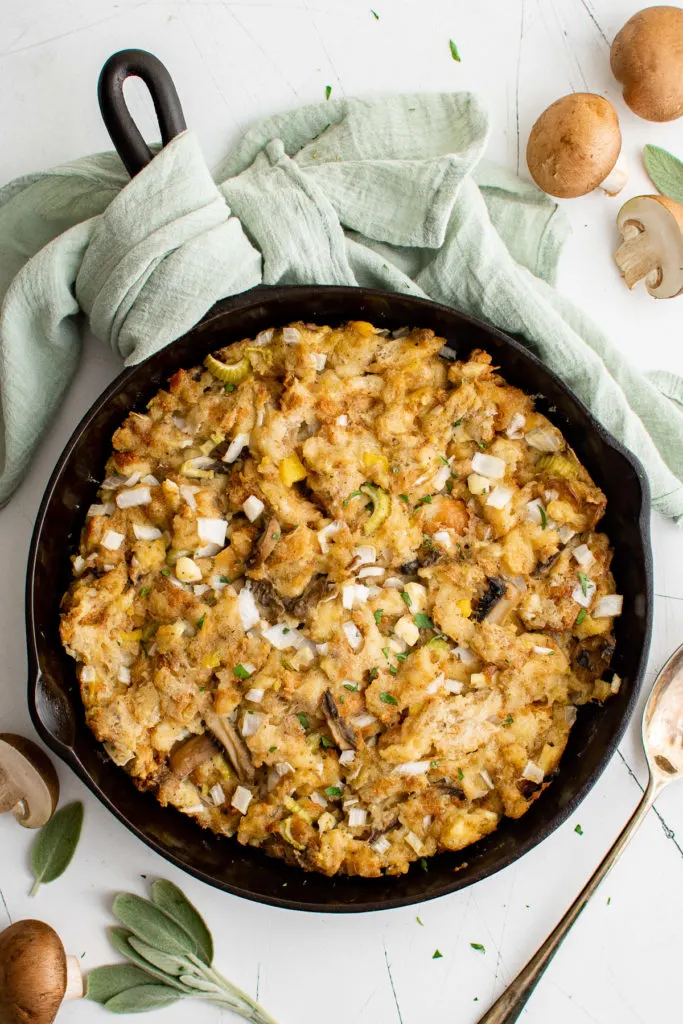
xmin=29 ymin=800 xmax=83 ymax=896
xmin=643 ymin=144 xmax=683 ymax=204
xmin=87 ymin=879 xmax=278 ymax=1022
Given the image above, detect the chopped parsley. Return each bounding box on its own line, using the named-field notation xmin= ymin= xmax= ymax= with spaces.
xmin=233 ymin=664 xmax=251 ymax=680
xmin=368 ymin=667 xmax=379 ymax=681
xmin=195 ymin=613 xmax=206 ymax=630
xmin=449 ymin=39 xmax=461 ymax=61
xmin=396 ymin=652 xmax=408 ymax=662
xmin=320 ymin=736 xmax=334 ymax=748
xmin=371 ymin=8 xmax=379 ymax=18
xmin=470 ymin=942 xmax=485 ymax=952
xmin=344 ymin=682 xmax=359 ymax=692
xmin=391 ymin=465 xmax=400 ymax=474
xmin=343 ymin=489 xmax=363 ymax=507
xmin=457 ymin=768 xmax=464 ymax=780
xmin=502 ymin=714 xmax=514 ymax=727
xmin=325 ymin=84 xmax=332 ymax=100
xmin=430 ymin=760 xmax=440 ymax=768
xmin=379 ymin=692 xmax=398 ymax=705
xmin=296 ymin=712 xmax=310 ymax=731
xmin=224 ymin=382 xmax=236 ymax=393
xmin=374 ymin=608 xmax=384 ymax=625
xmin=160 ymin=568 xmax=171 ymax=576
xmin=576 ymin=608 xmax=587 ymax=625
xmin=477 ymin=441 xmax=487 ymax=450
xmin=574 ymin=823 xmax=584 ymax=835
xmin=415 ymin=494 xmax=432 ymax=507
xmin=269 ymin=746 xmax=278 ymax=753
xmin=400 ymin=591 xmax=412 ymax=607
xmin=432 ymin=949 xmax=443 ymax=959
xmin=422 ymin=535 xmax=433 ymax=548
xmin=419 ymin=857 xmax=428 ymax=872
xmin=578 ymin=571 xmax=589 ymax=597
xmin=382 ymin=647 xmax=391 ymax=659
xmin=439 ymin=455 xmax=449 ymax=466
xmin=414 ymin=612 xmax=435 ymax=630
xmin=272 ymin=532 xmax=280 ymax=540
xmin=416 ymin=916 xmax=424 ymax=926
xmin=452 ymin=418 xmax=462 ymax=428
xmin=219 ymin=575 xmax=230 ymax=584
xmin=399 ymin=494 xmax=409 ymax=503
xmin=139 ymin=587 xmax=150 ymax=597
xmin=388 ymin=666 xmax=398 ymax=676
xmin=539 ymin=506 xmax=548 ymax=531
xmin=325 ymin=786 xmax=342 ymax=798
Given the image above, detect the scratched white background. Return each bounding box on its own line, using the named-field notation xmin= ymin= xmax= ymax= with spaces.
xmin=1 ymin=1 xmax=682 ymax=1022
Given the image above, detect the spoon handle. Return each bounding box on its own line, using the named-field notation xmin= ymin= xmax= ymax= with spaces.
xmin=477 ymin=777 xmax=659 ymax=1023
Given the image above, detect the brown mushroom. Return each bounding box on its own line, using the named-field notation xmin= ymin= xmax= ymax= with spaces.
xmin=615 ymin=194 xmax=683 ymax=297
xmin=0 ymin=735 xmax=59 ymax=829
xmin=204 ymin=710 xmax=255 ymax=783
xmin=527 ymin=93 xmax=629 ymax=198
xmin=169 ymin=733 xmax=218 ymax=779
xmin=611 ymin=6 xmax=683 ymax=122
xmin=321 ymin=691 xmax=357 ymax=751
xmin=0 ymin=920 xmax=83 ymax=1023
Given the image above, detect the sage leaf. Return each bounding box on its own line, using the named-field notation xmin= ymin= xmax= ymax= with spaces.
xmin=113 ymin=894 xmax=199 ymax=959
xmin=643 ymin=144 xmax=683 ymax=204
xmin=87 ymin=965 xmax=155 ymax=1004
xmin=105 ymin=984 xmax=183 ymax=1014
xmin=29 ymin=801 xmax=83 ymax=896
xmin=178 ymin=974 xmax=222 ymax=994
xmin=109 ymin=928 xmax=192 ymax=993
xmin=128 ymin=936 xmax=191 ymax=977
xmin=151 ymin=879 xmax=213 ymax=964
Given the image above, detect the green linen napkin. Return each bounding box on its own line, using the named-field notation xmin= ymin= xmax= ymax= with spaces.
xmin=1 ymin=91 xmax=682 ymax=519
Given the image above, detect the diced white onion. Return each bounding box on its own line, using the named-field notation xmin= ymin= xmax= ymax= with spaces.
xmin=371 ymin=836 xmax=390 ymax=855
xmin=357 ymin=566 xmax=384 ymax=579
xmin=486 ymin=484 xmax=514 ymax=510
xmin=453 ymin=646 xmax=477 ymax=666
xmin=558 ymin=525 xmax=576 ymax=544
xmin=423 ymin=815 xmax=433 ymax=830
xmin=342 ymin=584 xmax=370 ymax=609
xmin=525 ymin=426 xmax=563 ymax=452
xmin=312 ymin=353 xmax=327 ymax=371
xmin=394 ymin=615 xmax=419 ymax=647
xmin=471 ymin=452 xmax=506 ymax=479
xmin=433 ymin=530 xmax=452 ymax=550
xmin=445 ymin=678 xmax=464 ymax=694
xmin=245 ymin=688 xmax=264 ymax=703
xmin=339 ymin=750 xmax=356 ymax=765
xmin=480 ymin=769 xmax=495 ymax=789
xmin=180 ymin=484 xmax=199 ymax=510
xmin=611 ymin=673 xmax=622 ymax=693
xmin=124 ymin=472 xmax=142 ymax=488
xmin=255 ymin=328 xmax=274 ymax=346
xmin=317 ymin=642 xmax=329 ymax=655
xmin=173 ymin=415 xmax=193 ymax=433
xmin=565 ymin=706 xmax=578 ymax=726
xmin=310 ymin=791 xmax=327 ymax=808
xmin=467 ymin=473 xmax=492 ymax=496
xmin=274 ymin=761 xmax=293 ymax=777
xmin=432 ymin=463 xmax=452 ymax=492
xmin=350 ymin=713 xmax=377 ymax=728
xmin=240 ymin=712 xmax=262 ymax=737
xmin=506 ymin=412 xmax=526 ymax=439
xmin=175 ymin=556 xmax=202 ymax=583
xmin=141 ymin=474 xmax=160 ymax=486
xmin=594 ymin=594 xmax=623 ymax=618
xmin=545 ymin=489 xmax=559 ymax=501
xmin=81 ymin=665 xmax=96 ymax=682
xmin=116 ymin=486 xmax=151 ymax=509
xmin=533 ymin=645 xmax=554 ymax=655
xmin=521 ymin=761 xmax=544 ymax=784
xmin=101 ymin=475 xmax=125 ymax=490
xmin=388 ymin=637 xmax=407 ymax=655
xmin=318 ymin=520 xmax=342 ymax=554
xmin=117 ymin=666 xmax=131 ymax=683
xmin=184 ymin=804 xmax=206 ymax=815
xmin=342 ymin=621 xmax=363 ymax=650
xmin=343 ymin=797 xmax=359 ymax=808
xmin=238 ymin=587 xmax=260 ymax=631
xmin=231 ymin=785 xmax=253 ymax=814
xmin=405 ymin=831 xmax=423 ymax=854
xmin=572 ymin=577 xmax=596 ymax=608
xmin=209 ymin=783 xmax=225 ymax=805
xmin=72 ymin=555 xmax=86 ymax=575
xmin=426 ymin=673 xmax=445 ymax=695
xmin=393 ymin=761 xmax=431 ymax=776
xmin=101 ymin=530 xmax=124 ymax=551
xmin=193 ymin=584 xmax=209 ymax=596
xmin=525 ymin=499 xmax=544 ymax=525
xmin=348 ymin=808 xmax=368 ymax=827
xmin=439 ymin=345 xmax=457 ymax=360
xmin=353 ymin=545 xmax=376 ymax=566
xmin=282 ymin=327 xmax=300 ymax=344
xmin=383 ymin=577 xmax=405 ymax=590
xmin=197 ymin=517 xmax=228 ymax=547
xmin=87 ymin=503 xmax=115 ymax=517
xmin=210 ymin=575 xmax=228 ymax=591
xmin=336 ymin=414 xmax=348 ymax=426
xmin=222 ymin=432 xmax=250 ymax=464
xmin=243 ymin=495 xmax=264 ymax=522
xmin=169 ymin=577 xmax=186 ymax=589
xmin=573 ymin=544 xmax=595 ymax=569
xmin=183 ymin=456 xmax=215 ymax=472
xmin=262 ymin=623 xmax=298 ymax=650
xmin=133 ymin=523 xmax=163 ymax=541
xmin=196 ymin=542 xmax=221 ymax=558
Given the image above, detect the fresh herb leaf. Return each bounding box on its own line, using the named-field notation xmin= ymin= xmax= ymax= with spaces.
xmin=196 ymin=613 xmax=206 ymax=630
xmin=388 ymin=665 xmax=398 ymax=675
xmin=449 ymin=39 xmax=461 ymax=62
xmin=374 ymin=608 xmax=384 ymax=625
xmin=380 ymin=692 xmax=398 ymax=705
xmin=574 ymin=823 xmax=584 ymax=835
xmin=416 ymin=916 xmax=424 ymax=926
xmin=382 ymin=646 xmax=391 ymax=659
xmin=139 ymin=587 xmax=150 ymax=597
xmin=325 ymin=786 xmax=342 ymax=798
xmin=269 ymin=745 xmax=278 ymax=753
xmin=150 ymin=879 xmax=213 ymax=965
xmin=224 ymin=383 xmax=236 ymax=393
xmin=29 ymin=801 xmax=84 ymax=896
xmin=539 ymin=506 xmax=548 ymax=531
xmin=86 ymin=964 xmax=161 ymax=1004
xmin=344 ymin=682 xmax=359 ymax=691
xmin=399 ymin=494 xmax=409 ymax=502
xmin=368 ymin=666 xmax=379 ymax=680
xmin=296 ymin=712 xmax=310 ymax=731
xmin=160 ymin=568 xmax=171 ymax=576
xmin=401 ymin=591 xmax=412 ymax=607
xmin=432 ymin=949 xmax=444 ymax=959
xmin=478 ymin=441 xmax=487 ymax=450
xmin=576 ymin=608 xmax=587 ymax=625
xmin=422 ymin=535 xmax=433 ymax=548
xmin=103 ymin=985 xmax=182 ymax=1013
xmin=371 ymin=8 xmax=379 ymax=18
xmin=233 ymin=664 xmax=251 ymax=680
xmin=343 ymin=489 xmax=363 ymax=507
xmin=415 ymin=494 xmax=433 ymax=507
xmin=502 ymin=714 xmax=514 ymax=727
xmin=578 ymin=571 xmax=589 ymax=597
xmin=458 ymin=768 xmax=464 ymax=780
xmin=325 ymin=84 xmax=332 ymax=100
xmin=439 ymin=456 xmax=449 ymax=465
xmin=419 ymin=857 xmax=428 ymax=872
xmin=414 ymin=612 xmax=435 ymax=630
xmin=320 ymin=736 xmax=334 ymax=748
xmin=107 ymin=927 xmax=190 ymax=991
xmin=219 ymin=575 xmax=230 ymax=584
xmin=430 ymin=760 xmax=440 ymax=768
xmin=643 ymin=144 xmax=683 ymax=204
xmin=452 ymin=418 xmax=462 ymax=428
xmin=396 ymin=652 xmax=408 ymax=662
xmin=470 ymin=942 xmax=485 ymax=952
xmin=272 ymin=532 xmax=280 ymax=540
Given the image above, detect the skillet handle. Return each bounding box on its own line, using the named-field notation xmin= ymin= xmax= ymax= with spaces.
xmin=98 ymin=49 xmax=187 ymax=178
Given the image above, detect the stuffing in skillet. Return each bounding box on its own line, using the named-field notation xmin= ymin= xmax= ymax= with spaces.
xmin=60 ymin=321 xmax=623 ymax=877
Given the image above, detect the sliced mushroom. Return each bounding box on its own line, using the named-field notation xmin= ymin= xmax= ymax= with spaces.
xmin=527 ymin=93 xmax=628 ymax=198
xmin=611 ymin=7 xmax=683 ymax=122
xmin=615 ymin=195 xmax=683 ymax=297
xmin=169 ymin=733 xmax=218 ymax=779
xmin=472 ymin=577 xmax=508 ymax=622
xmin=249 ymin=578 xmax=287 ymax=618
xmin=287 ymin=574 xmax=336 ymax=619
xmin=204 ymin=710 xmax=255 ymax=784
xmin=246 ymin=517 xmax=281 ymax=570
xmin=0 ymin=734 xmax=59 ymax=829
xmin=531 ymin=552 xmax=560 ymax=578
xmin=321 ymin=691 xmax=357 ymax=751
xmin=0 ymin=920 xmax=83 ymax=1024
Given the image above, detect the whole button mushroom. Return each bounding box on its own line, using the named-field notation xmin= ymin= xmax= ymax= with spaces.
xmin=0 ymin=734 xmax=59 ymax=828
xmin=527 ymin=93 xmax=629 ymax=198
xmin=611 ymin=6 xmax=683 ymax=121
xmin=615 ymin=194 xmax=683 ymax=298
xmin=0 ymin=920 xmax=83 ymax=1023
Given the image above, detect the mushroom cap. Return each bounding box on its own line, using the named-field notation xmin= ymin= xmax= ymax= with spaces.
xmin=611 ymin=6 xmax=683 ymax=122
xmin=527 ymin=93 xmax=622 ymax=198
xmin=617 ymin=194 xmax=683 ymax=297
xmin=0 ymin=920 xmax=66 ymax=1024
xmin=0 ymin=734 xmax=59 ymax=828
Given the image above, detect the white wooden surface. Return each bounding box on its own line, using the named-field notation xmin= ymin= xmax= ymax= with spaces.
xmin=1 ymin=2 xmax=682 ymax=1022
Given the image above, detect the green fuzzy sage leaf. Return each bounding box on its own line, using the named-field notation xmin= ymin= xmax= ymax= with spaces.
xmin=108 ymin=928 xmax=192 ymax=993
xmin=105 ymin=984 xmax=183 ymax=1014
xmin=643 ymin=144 xmax=683 ymax=204
xmin=87 ymin=965 xmax=156 ymax=1004
xmin=113 ymin=894 xmax=200 ymax=959
xmin=128 ymin=936 xmax=189 ymax=977
xmin=29 ymin=801 xmax=83 ymax=896
xmin=151 ymin=879 xmax=213 ymax=964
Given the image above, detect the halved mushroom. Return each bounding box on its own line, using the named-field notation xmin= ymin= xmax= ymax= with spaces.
xmin=0 ymin=919 xmax=83 ymax=1024
xmin=611 ymin=6 xmax=683 ymax=122
xmin=204 ymin=710 xmax=255 ymax=783
xmin=473 ymin=577 xmax=524 ymax=625
xmin=321 ymin=691 xmax=357 ymax=751
xmin=287 ymin=574 xmax=336 ymax=619
xmin=0 ymin=734 xmax=59 ymax=829
xmin=246 ymin=517 xmax=281 ymax=571
xmin=527 ymin=93 xmax=629 ymax=198
xmin=615 ymin=195 xmax=683 ymax=297
xmin=169 ymin=733 xmax=218 ymax=779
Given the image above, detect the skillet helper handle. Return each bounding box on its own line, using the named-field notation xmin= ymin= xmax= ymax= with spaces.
xmin=98 ymin=48 xmax=186 ymax=177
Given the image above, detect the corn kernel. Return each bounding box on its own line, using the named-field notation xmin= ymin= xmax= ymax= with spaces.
xmin=202 ymin=651 xmax=221 ymax=670
xmin=456 ymin=599 xmax=472 ymax=618
xmin=352 ymin=320 xmax=375 ymax=336
xmin=362 ymin=451 xmax=389 ymax=472
xmin=279 ymin=454 xmax=308 ymax=486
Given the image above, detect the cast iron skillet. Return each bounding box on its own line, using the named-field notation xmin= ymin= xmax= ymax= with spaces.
xmin=26 ymin=50 xmax=653 ymax=913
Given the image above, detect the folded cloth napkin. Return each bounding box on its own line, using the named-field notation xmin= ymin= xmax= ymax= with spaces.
xmin=1 ymin=92 xmax=682 ymax=519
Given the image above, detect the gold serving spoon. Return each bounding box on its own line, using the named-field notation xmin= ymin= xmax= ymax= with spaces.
xmin=478 ymin=642 xmax=683 ymax=1023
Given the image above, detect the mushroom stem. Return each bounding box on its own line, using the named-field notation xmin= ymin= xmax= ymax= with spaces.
xmin=599 ymin=150 xmax=629 ymax=195
xmin=615 ymin=228 xmax=662 ymax=289
xmin=64 ymin=956 xmax=84 ymax=1000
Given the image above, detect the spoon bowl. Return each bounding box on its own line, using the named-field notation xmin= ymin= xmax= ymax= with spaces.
xmin=643 ymin=643 xmax=683 ymax=782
